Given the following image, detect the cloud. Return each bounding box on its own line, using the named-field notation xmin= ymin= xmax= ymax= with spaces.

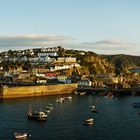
xmin=94 ymin=38 xmax=124 ymax=45
xmin=0 ymin=34 xmax=138 ymax=55
xmin=0 ymin=34 xmax=74 ymax=50
xmin=78 ymin=38 xmax=136 ymax=55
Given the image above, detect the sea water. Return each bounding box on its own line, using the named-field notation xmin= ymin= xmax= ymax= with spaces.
xmin=0 ymin=94 xmax=140 ymax=140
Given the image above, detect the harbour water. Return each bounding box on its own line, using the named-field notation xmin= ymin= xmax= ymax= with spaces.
xmin=0 ymin=94 xmax=140 ymax=140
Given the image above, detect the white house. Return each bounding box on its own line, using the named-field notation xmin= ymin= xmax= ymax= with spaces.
xmin=57 ymin=74 xmax=72 ymax=83
xmin=36 ymin=79 xmax=47 ymax=83
xmin=29 ymin=57 xmax=39 ymax=62
xmin=20 ymin=56 xmax=28 ymax=61
xmin=41 ymin=47 xmax=59 ymax=52
xmin=56 ymin=57 xmax=76 ymax=63
xmin=38 ymin=52 xmax=58 ymax=57
xmin=38 ymin=56 xmax=54 ymax=63
xmin=8 ymin=57 xmax=18 ymax=62
xmin=36 ymin=73 xmax=46 ymax=77
xmin=78 ymin=79 xmax=92 ymax=87
xmin=49 ymin=63 xmax=80 ymax=71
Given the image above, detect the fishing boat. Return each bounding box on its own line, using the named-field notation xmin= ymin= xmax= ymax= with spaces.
xmin=14 ymin=132 xmax=27 ymax=139
xmin=83 ymin=118 xmax=94 ymax=125
xmin=27 ymin=111 xmax=47 ymax=121
xmin=27 ymin=105 xmax=47 ymax=121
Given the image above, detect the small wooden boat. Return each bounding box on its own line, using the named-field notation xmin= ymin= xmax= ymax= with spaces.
xmin=83 ymin=118 xmax=93 ymax=125
xmin=14 ymin=132 xmax=27 ymax=139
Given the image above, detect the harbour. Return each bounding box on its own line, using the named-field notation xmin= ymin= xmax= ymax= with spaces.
xmin=77 ymin=87 xmax=140 ymax=95
xmin=0 ymin=83 xmax=77 ymax=98
xmin=1 ymin=93 xmax=140 ymax=140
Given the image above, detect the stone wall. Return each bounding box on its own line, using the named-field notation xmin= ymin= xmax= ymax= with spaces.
xmin=0 ymin=84 xmax=77 ymax=98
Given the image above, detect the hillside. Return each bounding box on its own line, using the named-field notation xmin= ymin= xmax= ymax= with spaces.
xmin=102 ymin=54 xmax=140 ymax=71
xmin=80 ymin=52 xmax=115 ymax=75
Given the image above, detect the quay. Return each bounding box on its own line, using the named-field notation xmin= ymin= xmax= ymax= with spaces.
xmin=0 ymin=83 xmax=77 ymax=98
xmin=77 ymin=87 xmax=140 ymax=95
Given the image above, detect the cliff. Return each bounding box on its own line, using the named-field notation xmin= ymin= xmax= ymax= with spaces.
xmin=0 ymin=83 xmax=77 ymax=98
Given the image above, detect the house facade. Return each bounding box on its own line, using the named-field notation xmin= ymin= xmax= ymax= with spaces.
xmin=78 ymin=79 xmax=92 ymax=87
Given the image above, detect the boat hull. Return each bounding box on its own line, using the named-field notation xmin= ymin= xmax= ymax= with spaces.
xmin=27 ymin=115 xmax=47 ymax=121
xmin=14 ymin=133 xmax=27 ymax=139
xmin=83 ymin=118 xmax=94 ymax=125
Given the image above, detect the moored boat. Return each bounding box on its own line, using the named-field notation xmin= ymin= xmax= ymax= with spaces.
xmin=14 ymin=132 xmax=27 ymax=139
xmin=27 ymin=111 xmax=47 ymax=121
xmin=89 ymin=105 xmax=99 ymax=113
xmin=83 ymin=118 xmax=94 ymax=125
xmin=91 ymin=108 xmax=99 ymax=113
xmin=56 ymin=98 xmax=65 ymax=103
xmin=43 ymin=109 xmax=51 ymax=114
xmin=27 ymin=105 xmax=47 ymax=121
xmin=80 ymin=92 xmax=86 ymax=95
xmin=46 ymin=105 xmax=54 ymax=110
xmin=64 ymin=96 xmax=72 ymax=100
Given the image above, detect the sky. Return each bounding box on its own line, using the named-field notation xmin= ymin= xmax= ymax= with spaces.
xmin=0 ymin=0 xmax=140 ymax=55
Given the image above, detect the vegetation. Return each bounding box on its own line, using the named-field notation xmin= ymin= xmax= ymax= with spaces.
xmin=102 ymin=54 xmax=140 ymax=74
xmin=80 ymin=54 xmax=115 ymax=75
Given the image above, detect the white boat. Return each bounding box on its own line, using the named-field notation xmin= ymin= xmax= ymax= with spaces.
xmin=89 ymin=105 xmax=98 ymax=113
xmin=47 ymin=103 xmax=53 ymax=107
xmin=56 ymin=98 xmax=65 ymax=103
xmin=83 ymin=118 xmax=94 ymax=125
xmin=80 ymin=92 xmax=86 ymax=95
xmin=14 ymin=132 xmax=27 ymax=139
xmin=89 ymin=105 xmax=95 ymax=108
xmin=27 ymin=105 xmax=47 ymax=121
xmin=27 ymin=111 xmax=47 ymax=121
xmin=46 ymin=106 xmax=54 ymax=110
xmin=74 ymin=91 xmax=79 ymax=95
xmin=65 ymin=96 xmax=72 ymax=100
xmin=43 ymin=109 xmax=51 ymax=113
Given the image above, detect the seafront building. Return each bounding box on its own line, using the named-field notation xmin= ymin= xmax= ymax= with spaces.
xmin=0 ymin=46 xmax=140 ymax=97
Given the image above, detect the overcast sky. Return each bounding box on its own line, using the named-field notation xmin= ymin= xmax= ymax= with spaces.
xmin=0 ymin=0 xmax=140 ymax=55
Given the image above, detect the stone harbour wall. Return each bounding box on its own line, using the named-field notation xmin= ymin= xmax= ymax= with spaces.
xmin=0 ymin=84 xmax=77 ymax=98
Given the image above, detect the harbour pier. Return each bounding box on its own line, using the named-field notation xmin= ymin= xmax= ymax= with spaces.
xmin=77 ymin=87 xmax=140 ymax=95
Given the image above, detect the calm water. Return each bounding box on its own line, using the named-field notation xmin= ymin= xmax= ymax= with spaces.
xmin=0 ymin=94 xmax=140 ymax=140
